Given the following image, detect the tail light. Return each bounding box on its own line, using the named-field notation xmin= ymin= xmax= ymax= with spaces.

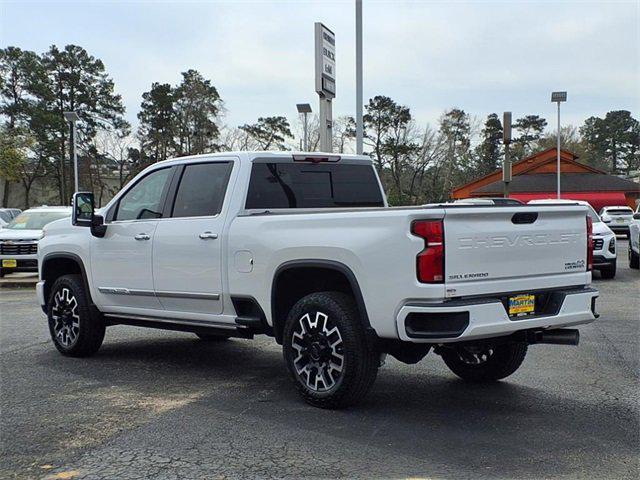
xmin=586 ymin=216 xmax=593 ymax=271
xmin=411 ymin=220 xmax=444 ymax=283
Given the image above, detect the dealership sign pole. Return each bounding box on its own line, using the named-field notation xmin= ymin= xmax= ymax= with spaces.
xmin=503 ymin=111 xmax=512 ymax=197
xmin=551 ymin=91 xmax=567 ymax=199
xmin=315 ymin=22 xmax=336 ymax=152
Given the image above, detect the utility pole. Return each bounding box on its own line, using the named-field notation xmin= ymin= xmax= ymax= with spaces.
xmin=355 ymin=0 xmax=363 ymax=154
xmin=551 ymin=91 xmax=567 ymax=199
xmin=503 ymin=111 xmax=512 ymax=197
xmin=63 ymin=111 xmax=81 ymax=195
xmin=296 ymin=104 xmax=312 ymax=151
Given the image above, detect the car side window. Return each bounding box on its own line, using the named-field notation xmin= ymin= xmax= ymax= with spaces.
xmin=171 ymin=162 xmax=233 ymax=218
xmin=115 ymin=168 xmax=173 ymax=221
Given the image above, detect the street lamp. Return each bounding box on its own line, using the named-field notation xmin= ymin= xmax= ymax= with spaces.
xmin=63 ymin=111 xmax=80 ymax=194
xmin=296 ymin=103 xmax=312 ymax=151
xmin=551 ymin=91 xmax=567 ymax=199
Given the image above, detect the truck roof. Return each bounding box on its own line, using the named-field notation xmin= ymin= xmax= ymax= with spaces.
xmin=155 ymin=151 xmax=374 ymax=166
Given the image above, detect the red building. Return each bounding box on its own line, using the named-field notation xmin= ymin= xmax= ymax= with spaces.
xmin=451 ymin=148 xmax=640 ymax=211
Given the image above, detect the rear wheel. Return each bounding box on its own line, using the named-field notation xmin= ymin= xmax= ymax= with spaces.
xmin=283 ymin=292 xmax=378 ymax=409
xmin=629 ymin=243 xmax=639 ymax=269
xmin=47 ymin=274 xmax=105 ymax=357
xmin=441 ymin=343 xmax=528 ymax=382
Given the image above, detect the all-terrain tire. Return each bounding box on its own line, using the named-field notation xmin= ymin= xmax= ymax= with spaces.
xmin=441 ymin=343 xmax=528 ymax=382
xmin=47 ymin=274 xmax=105 ymax=357
xmin=283 ymin=292 xmax=379 ymax=409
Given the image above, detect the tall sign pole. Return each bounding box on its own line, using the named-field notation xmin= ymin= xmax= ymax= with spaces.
xmin=315 ymin=23 xmax=336 ymax=152
xmin=551 ymin=91 xmax=567 ymax=199
xmin=355 ymin=0 xmax=363 ymax=154
xmin=503 ymin=111 xmax=512 ymax=198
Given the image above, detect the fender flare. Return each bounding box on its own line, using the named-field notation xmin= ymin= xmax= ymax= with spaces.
xmin=270 ymin=259 xmax=373 ymax=341
xmin=41 ymin=252 xmax=93 ymax=306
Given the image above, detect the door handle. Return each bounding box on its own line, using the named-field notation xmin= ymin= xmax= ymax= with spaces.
xmin=134 ymin=233 xmax=150 ymax=241
xmin=199 ymin=232 xmax=218 ymax=240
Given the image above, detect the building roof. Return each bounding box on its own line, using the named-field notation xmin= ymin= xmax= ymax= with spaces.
xmin=475 ymin=173 xmax=640 ymax=194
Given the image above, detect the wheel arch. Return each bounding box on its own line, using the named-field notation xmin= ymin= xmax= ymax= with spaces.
xmin=41 ymin=253 xmax=92 ymax=307
xmin=270 ymin=259 xmax=373 ymax=344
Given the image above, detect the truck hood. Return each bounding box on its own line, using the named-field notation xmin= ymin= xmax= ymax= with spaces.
xmin=0 ymin=229 xmax=42 ymax=242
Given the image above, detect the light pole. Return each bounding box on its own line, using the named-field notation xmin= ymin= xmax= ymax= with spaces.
xmin=63 ymin=111 xmax=80 ymax=194
xmin=355 ymin=0 xmax=363 ymax=154
xmin=296 ymin=103 xmax=312 ymax=151
xmin=551 ymin=91 xmax=567 ymax=199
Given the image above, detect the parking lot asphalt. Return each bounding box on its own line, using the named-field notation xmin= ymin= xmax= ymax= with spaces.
xmin=1 ymin=240 xmax=638 ymax=480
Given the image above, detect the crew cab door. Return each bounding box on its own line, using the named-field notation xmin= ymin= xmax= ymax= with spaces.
xmin=152 ymin=160 xmax=234 ymax=315
xmin=91 ymin=166 xmax=175 ymax=311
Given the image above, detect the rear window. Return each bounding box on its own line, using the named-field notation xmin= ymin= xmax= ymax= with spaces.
xmin=606 ymin=208 xmax=632 ymax=215
xmin=245 ymin=162 xmax=384 ymax=209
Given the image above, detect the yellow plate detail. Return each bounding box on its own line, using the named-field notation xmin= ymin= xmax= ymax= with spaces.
xmin=2 ymin=259 xmax=17 ymax=268
xmin=509 ymin=294 xmax=535 ymax=315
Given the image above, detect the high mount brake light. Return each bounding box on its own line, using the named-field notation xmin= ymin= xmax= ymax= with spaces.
xmin=292 ymin=155 xmax=341 ymax=163
xmin=411 ymin=220 xmax=444 ymax=283
xmin=586 ymin=215 xmax=593 ymax=271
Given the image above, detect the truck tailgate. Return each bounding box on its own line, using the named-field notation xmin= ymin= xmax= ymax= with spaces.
xmin=443 ymin=205 xmax=589 ymax=297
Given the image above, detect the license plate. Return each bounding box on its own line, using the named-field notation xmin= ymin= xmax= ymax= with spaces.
xmin=616 ymin=218 xmax=625 ymax=223
xmin=2 ymin=259 xmax=17 ymax=268
xmin=509 ymin=294 xmax=535 ymax=316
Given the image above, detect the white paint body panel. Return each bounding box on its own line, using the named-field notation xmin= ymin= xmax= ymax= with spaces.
xmin=38 ymin=151 xmax=598 ymax=343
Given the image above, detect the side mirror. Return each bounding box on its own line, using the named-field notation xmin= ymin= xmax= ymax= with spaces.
xmin=633 ymin=213 xmax=640 ymax=220
xmin=72 ymin=192 xmax=94 ymax=227
xmin=72 ymin=192 xmax=107 ymax=238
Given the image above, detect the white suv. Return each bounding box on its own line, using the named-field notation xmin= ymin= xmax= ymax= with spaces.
xmin=0 ymin=206 xmax=71 ymax=277
xmin=599 ymin=206 xmax=634 ymax=237
xmin=629 ymin=205 xmax=640 ymax=269
xmin=529 ymin=200 xmax=617 ymax=279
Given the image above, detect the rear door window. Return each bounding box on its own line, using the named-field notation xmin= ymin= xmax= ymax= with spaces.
xmin=246 ymin=162 xmax=384 ymax=209
xmin=171 ymin=162 xmax=233 ymax=218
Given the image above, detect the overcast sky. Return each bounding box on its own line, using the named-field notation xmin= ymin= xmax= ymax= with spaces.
xmin=1 ymin=0 xmax=639 ymax=136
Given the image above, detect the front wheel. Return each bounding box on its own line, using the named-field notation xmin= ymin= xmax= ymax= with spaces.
xmin=440 ymin=343 xmax=528 ymax=382
xmin=47 ymin=274 xmax=105 ymax=357
xmin=283 ymin=292 xmax=379 ymax=409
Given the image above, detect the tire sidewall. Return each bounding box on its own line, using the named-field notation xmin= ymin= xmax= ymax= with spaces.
xmin=283 ymin=292 xmax=372 ymax=405
xmin=47 ymin=274 xmax=101 ymax=356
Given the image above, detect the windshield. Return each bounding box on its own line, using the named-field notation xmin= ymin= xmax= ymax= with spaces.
xmin=5 ymin=211 xmax=69 ymax=230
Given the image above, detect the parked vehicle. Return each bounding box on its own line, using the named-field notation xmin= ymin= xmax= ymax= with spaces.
xmin=629 ymin=205 xmax=640 ymax=269
xmin=0 ymin=207 xmax=71 ymax=277
xmin=0 ymin=208 xmax=22 ymax=229
xmin=37 ymin=152 xmax=599 ymax=408
xmin=529 ymin=199 xmax=617 ymax=279
xmin=454 ymin=197 xmax=525 ymax=206
xmin=599 ymin=206 xmax=634 ymax=237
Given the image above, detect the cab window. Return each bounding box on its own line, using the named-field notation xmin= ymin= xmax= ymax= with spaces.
xmin=115 ymin=168 xmax=173 ymax=221
xmin=171 ymin=162 xmax=233 ymax=218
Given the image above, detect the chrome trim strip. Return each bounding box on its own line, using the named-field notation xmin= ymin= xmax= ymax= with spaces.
xmin=103 ymin=313 xmax=239 ymax=330
xmin=98 ymin=287 xmax=220 ymax=301
xmin=98 ymin=287 xmax=155 ymax=296
xmin=156 ymin=291 xmax=220 ymax=300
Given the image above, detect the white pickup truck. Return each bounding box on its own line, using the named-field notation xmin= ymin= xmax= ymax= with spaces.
xmin=37 ymin=152 xmax=599 ymax=408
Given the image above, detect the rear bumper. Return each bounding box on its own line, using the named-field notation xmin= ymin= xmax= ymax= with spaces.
xmin=396 ymin=287 xmax=598 ymax=343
